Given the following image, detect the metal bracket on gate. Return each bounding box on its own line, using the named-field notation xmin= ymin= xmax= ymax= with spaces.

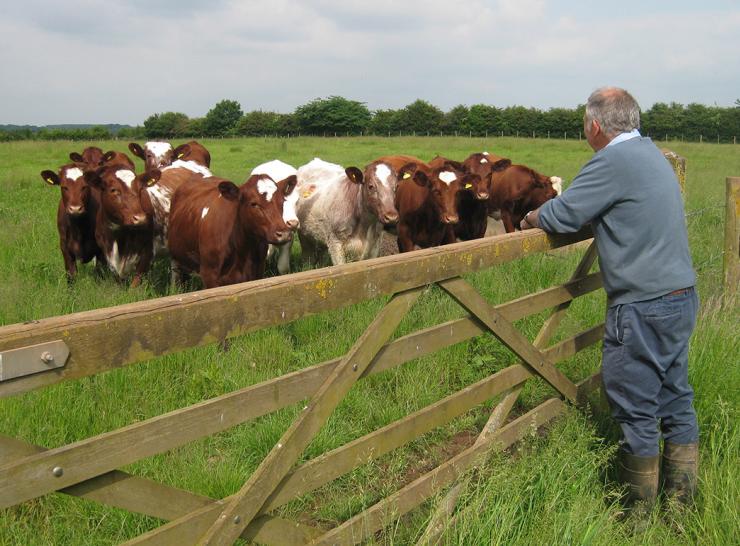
xmin=0 ymin=341 xmax=69 ymax=382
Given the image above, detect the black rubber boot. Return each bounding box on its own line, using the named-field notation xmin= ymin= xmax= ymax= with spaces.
xmin=662 ymin=442 xmax=698 ymax=504
xmin=618 ymin=451 xmax=659 ymax=531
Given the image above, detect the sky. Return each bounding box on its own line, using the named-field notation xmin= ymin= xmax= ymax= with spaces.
xmin=1 ymin=0 xmax=739 ymax=126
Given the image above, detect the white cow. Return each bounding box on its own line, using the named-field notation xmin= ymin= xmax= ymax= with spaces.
xmin=294 ymin=157 xmax=400 ymax=267
xmin=250 ymin=159 xmax=300 ymax=274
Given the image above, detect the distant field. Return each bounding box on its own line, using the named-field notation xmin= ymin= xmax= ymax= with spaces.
xmin=0 ymin=137 xmax=737 ymax=545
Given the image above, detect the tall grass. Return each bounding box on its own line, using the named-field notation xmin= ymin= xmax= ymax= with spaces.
xmin=0 ymin=137 xmax=737 ymax=545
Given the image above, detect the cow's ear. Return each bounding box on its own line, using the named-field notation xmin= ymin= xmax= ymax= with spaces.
xmin=398 ymin=162 xmax=418 ymax=181
xmin=218 ymin=181 xmax=239 ymax=200
xmin=128 ymin=143 xmax=145 ymax=160
xmin=462 ymin=173 xmax=481 ymax=190
xmin=84 ymin=168 xmax=104 ymax=189
xmin=144 ymin=169 xmax=161 ymax=187
xmin=102 ymin=150 xmax=117 ymax=164
xmin=413 ymin=170 xmax=430 ymax=187
xmin=69 ymin=152 xmax=84 ymax=163
xmin=443 ymin=159 xmax=465 ymax=172
xmin=279 ymin=174 xmax=298 ymax=196
xmin=173 ymin=143 xmax=190 ymax=160
xmin=345 ymin=167 xmax=363 ymax=184
xmin=41 ymin=170 xmax=60 ymax=186
xmin=491 ymin=159 xmax=511 ymax=172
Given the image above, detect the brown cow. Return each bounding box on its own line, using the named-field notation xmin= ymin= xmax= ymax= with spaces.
xmin=172 ymin=141 xmax=211 ymax=168
xmin=69 ymin=147 xmax=104 ymax=171
xmin=168 ymin=173 xmax=295 ymax=288
xmin=40 ymin=164 xmax=104 ymax=280
xmin=488 ymin=165 xmax=560 ymax=233
xmin=394 ymin=157 xmax=480 ymax=252
xmin=101 ymin=150 xmax=136 ymax=170
xmin=83 ymin=166 xmax=157 ymax=287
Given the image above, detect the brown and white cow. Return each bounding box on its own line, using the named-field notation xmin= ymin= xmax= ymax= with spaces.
xmin=128 ymin=141 xmax=175 ymax=171
xmin=40 ymin=164 xmax=104 ymax=280
xmin=250 ymin=160 xmax=300 ymax=274
xmin=172 ymin=141 xmax=211 ymax=169
xmin=294 ymin=157 xmax=400 ymax=267
xmin=83 ymin=166 xmax=156 ymax=287
xmin=488 ymin=164 xmax=561 ymax=233
xmin=394 ymin=157 xmax=480 ymax=252
xmin=168 ymin=173 xmax=295 ymax=288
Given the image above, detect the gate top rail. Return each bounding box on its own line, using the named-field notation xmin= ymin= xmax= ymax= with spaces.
xmin=0 ymin=228 xmax=591 ymax=399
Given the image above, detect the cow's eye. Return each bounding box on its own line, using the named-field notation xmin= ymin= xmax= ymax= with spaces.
xmin=368 ymin=184 xmax=376 ymax=191
xmin=250 ymin=202 xmax=260 ymax=208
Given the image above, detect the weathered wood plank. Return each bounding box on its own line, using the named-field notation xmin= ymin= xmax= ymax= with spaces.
xmin=0 ymin=274 xmax=601 ymax=510
xmin=440 ymin=278 xmax=578 ymax=402
xmin=197 ymin=289 xmax=422 ymax=546
xmin=0 ymin=228 xmax=592 ymax=398
xmin=724 ymin=177 xmax=740 ymax=294
xmin=0 ymin=434 xmax=318 ymax=546
xmin=310 ymin=398 xmax=567 ymax=545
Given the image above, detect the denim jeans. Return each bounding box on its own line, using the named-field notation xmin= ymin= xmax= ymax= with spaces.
xmin=601 ymin=287 xmax=700 ymax=456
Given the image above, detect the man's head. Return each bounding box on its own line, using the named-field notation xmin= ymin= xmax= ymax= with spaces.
xmin=583 ymin=87 xmax=641 ymax=151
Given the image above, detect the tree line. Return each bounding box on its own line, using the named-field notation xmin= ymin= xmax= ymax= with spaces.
xmin=3 ymin=97 xmax=740 ymax=143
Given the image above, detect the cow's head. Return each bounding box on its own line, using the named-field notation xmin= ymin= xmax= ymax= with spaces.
xmin=41 ymin=165 xmax=92 ymax=216
xmin=399 ymin=162 xmax=475 ymax=225
xmin=350 ymin=162 xmax=400 ymax=226
xmin=84 ymin=166 xmax=155 ymax=227
xmin=128 ymin=141 xmax=174 ymax=171
xmin=102 ymin=150 xmax=136 ymax=170
xmin=69 ymin=147 xmax=104 ymax=171
xmin=463 ymin=153 xmax=511 ymax=199
xmin=173 ymin=141 xmax=211 ymax=168
xmin=218 ymin=174 xmax=294 ymax=245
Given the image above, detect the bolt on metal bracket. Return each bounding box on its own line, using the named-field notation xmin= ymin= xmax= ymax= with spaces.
xmin=0 ymin=340 xmax=70 ymax=382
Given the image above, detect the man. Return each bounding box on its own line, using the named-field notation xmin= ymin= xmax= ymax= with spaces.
xmin=520 ymin=87 xmax=699 ymax=514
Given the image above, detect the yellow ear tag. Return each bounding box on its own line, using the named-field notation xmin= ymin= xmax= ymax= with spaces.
xmin=402 ymin=172 xmax=411 ymax=179
xmin=465 ymin=183 xmax=472 ymax=189
xmin=148 ymin=178 xmax=157 ymax=186
xmin=46 ymin=178 xmax=55 ymax=185
xmin=177 ymin=153 xmax=184 ymax=158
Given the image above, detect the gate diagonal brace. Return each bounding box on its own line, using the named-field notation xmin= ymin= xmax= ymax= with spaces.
xmin=188 ymin=288 xmax=423 ymax=546
xmin=439 ymin=277 xmax=578 ymax=403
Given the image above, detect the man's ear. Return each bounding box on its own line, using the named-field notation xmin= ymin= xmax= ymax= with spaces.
xmin=345 ymin=167 xmax=363 ymax=184
xmin=41 ymin=170 xmax=60 ymax=186
xmin=218 ymin=181 xmax=240 ymax=200
xmin=128 ymin=143 xmax=145 ymax=160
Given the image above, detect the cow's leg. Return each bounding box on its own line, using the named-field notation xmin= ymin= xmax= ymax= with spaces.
xmin=501 ymin=210 xmax=516 ymax=233
xmin=131 ymin=245 xmax=154 ymax=289
xmin=61 ymin=246 xmax=77 ymax=283
xmin=327 ymin=237 xmax=346 ymax=266
xmin=442 ymin=225 xmax=457 ymax=245
xmin=299 ymin=233 xmax=319 ymax=268
xmin=276 ymin=241 xmax=292 ymax=275
xmin=397 ymin=224 xmax=415 ymax=253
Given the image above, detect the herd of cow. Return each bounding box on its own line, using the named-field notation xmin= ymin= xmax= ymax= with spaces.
xmin=41 ymin=141 xmax=563 ymax=289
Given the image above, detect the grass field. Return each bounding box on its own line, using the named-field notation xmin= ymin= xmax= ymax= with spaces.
xmin=0 ymin=136 xmax=738 ymax=545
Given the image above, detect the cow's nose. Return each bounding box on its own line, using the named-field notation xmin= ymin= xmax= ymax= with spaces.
xmin=382 ymin=212 xmax=399 ymax=225
xmin=67 ymin=205 xmax=84 ymax=215
xmin=286 ymin=219 xmax=300 ymax=230
xmin=476 ymin=192 xmax=489 ymax=201
xmin=443 ymin=214 xmax=459 ymax=225
xmin=132 ymin=214 xmax=147 ymax=225
xmin=274 ymin=230 xmax=288 ymax=242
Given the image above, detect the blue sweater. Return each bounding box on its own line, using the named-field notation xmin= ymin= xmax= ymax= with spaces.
xmin=538 ymin=137 xmax=696 ymax=306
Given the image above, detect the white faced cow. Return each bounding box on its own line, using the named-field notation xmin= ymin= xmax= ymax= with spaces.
xmin=294 ymin=157 xmax=400 ymax=267
xmin=250 ymin=160 xmax=300 ymax=274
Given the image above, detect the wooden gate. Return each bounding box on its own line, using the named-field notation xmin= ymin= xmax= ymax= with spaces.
xmin=0 ymin=154 xmax=703 ymax=545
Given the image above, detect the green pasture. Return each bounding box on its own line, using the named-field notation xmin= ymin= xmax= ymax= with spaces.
xmin=0 ymin=137 xmax=737 ymax=545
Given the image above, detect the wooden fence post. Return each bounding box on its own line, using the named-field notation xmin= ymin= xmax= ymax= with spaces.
xmin=724 ymin=177 xmax=740 ymax=295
